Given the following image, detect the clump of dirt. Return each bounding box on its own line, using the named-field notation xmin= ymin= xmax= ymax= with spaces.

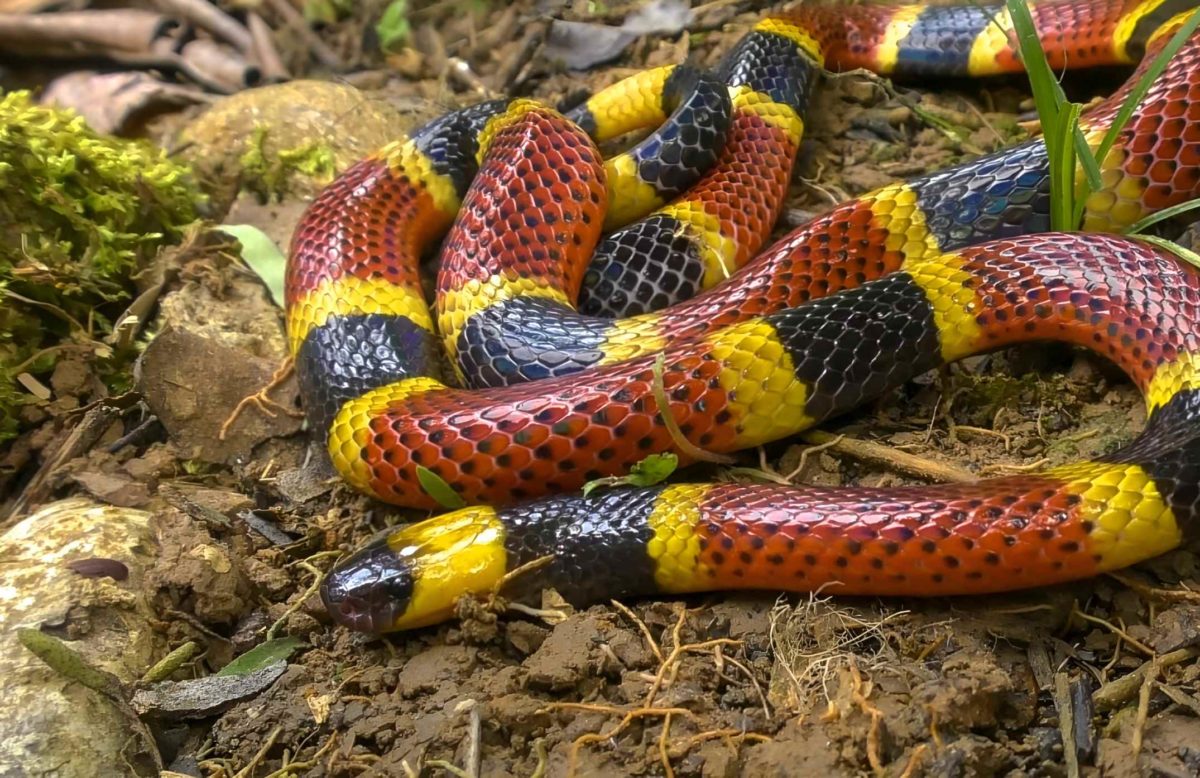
xmin=3 ymin=1 xmax=1199 ymax=777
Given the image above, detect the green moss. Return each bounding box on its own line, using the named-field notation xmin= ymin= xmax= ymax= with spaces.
xmin=0 ymin=91 xmax=201 ymax=441
xmin=238 ymin=126 xmax=336 ymax=201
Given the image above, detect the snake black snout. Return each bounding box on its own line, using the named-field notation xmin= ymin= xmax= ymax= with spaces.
xmin=321 ymin=539 xmax=414 ymax=633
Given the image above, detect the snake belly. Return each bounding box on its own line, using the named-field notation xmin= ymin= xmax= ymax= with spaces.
xmin=280 ymin=1 xmax=1200 ymax=632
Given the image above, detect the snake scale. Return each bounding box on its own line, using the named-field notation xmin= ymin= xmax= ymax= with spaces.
xmin=282 ymin=0 xmax=1200 ymax=632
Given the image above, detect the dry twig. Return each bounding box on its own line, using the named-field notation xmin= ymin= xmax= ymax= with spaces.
xmin=0 ymin=10 xmax=176 ymax=55
xmin=1093 ymin=647 xmax=1199 ymax=711
xmin=263 ymin=0 xmax=345 ymax=69
xmin=154 ymin=0 xmax=254 ymax=52
xmin=799 ymin=430 xmax=976 ymax=483
xmin=248 ymin=12 xmax=290 ymax=82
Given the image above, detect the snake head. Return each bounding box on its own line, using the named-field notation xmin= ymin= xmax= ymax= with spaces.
xmin=322 ymin=507 xmax=510 ymax=633
xmin=321 ymin=536 xmax=413 ymax=634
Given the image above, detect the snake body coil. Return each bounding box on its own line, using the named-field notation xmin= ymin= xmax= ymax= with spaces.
xmin=283 ymin=0 xmax=1200 ymax=632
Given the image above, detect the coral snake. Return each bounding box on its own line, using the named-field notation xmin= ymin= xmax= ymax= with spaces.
xmin=284 ymin=0 xmax=1200 ymax=632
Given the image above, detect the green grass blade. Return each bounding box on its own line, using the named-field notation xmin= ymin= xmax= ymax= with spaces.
xmin=1072 ymin=123 xmax=1103 ymax=194
xmin=1126 ymin=197 xmax=1200 ymax=234
xmin=1049 ymin=102 xmax=1082 ymax=230
xmin=1132 ymin=233 xmax=1200 ymax=271
xmin=1090 ymin=7 xmax=1200 ymax=172
xmin=1006 ymin=0 xmax=1082 ymax=229
xmin=1005 ymin=0 xmax=1070 ymax=123
xmin=1074 ymin=7 xmax=1200 ymax=226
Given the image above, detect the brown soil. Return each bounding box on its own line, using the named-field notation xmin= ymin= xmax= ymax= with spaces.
xmin=5 ymin=1 xmax=1200 ymax=777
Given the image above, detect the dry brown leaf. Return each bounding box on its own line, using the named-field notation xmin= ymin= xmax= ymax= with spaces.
xmin=39 ymin=70 xmax=209 ymax=135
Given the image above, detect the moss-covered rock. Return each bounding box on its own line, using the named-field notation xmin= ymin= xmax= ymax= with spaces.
xmin=177 ymin=79 xmax=424 ymax=210
xmin=0 ymin=91 xmax=200 ymax=441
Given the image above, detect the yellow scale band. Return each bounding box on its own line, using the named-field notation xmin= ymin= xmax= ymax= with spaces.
xmin=597 ymin=315 xmax=671 ymax=365
xmin=703 ymin=319 xmax=813 ymax=448
xmin=284 ymin=134 xmax=461 ymax=357
xmin=591 ymin=183 xmax=951 ymax=370
xmin=382 ymin=507 xmax=509 ymax=630
xmin=1078 ymin=127 xmax=1150 ymax=232
xmin=753 ymin=17 xmax=825 ymax=65
xmin=606 ymin=152 xmax=667 ymax=230
xmin=379 ymin=138 xmax=461 ymax=216
xmin=645 ymin=483 xmax=714 ymax=592
xmin=868 ymin=182 xmax=986 ymax=361
xmin=1113 ymin=0 xmax=1175 ymax=62
xmin=730 ymin=86 xmax=806 ymax=140
xmin=328 ymin=375 xmax=446 ymax=491
xmin=1146 ymin=8 xmax=1200 ymax=49
xmin=967 ymin=6 xmax=1015 ymax=75
xmin=586 ymin=65 xmax=673 ymax=141
xmin=904 ymin=252 xmax=984 ymax=362
xmin=287 ymin=276 xmax=435 ymax=356
xmin=874 ymin=6 xmax=924 ymax=73
xmin=437 ymin=273 xmax=574 ymax=361
xmin=285 ymin=135 xmax=460 ymax=353
xmin=1080 ymin=4 xmax=1200 ymax=232
xmin=1145 ymin=351 xmax=1200 ymax=413
xmin=873 ymin=182 xmax=944 ymax=263
xmin=654 ymin=199 xmax=742 ymax=288
xmin=475 ymin=98 xmax=554 ymax=165
xmin=1049 ymin=460 xmax=1181 ymax=569
xmin=586 ymin=65 xmax=676 ymax=230
xmin=651 ymin=87 xmax=805 ymax=289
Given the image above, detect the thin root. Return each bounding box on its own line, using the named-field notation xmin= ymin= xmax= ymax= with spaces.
xmin=557 ymin=605 xmax=758 ymax=778
xmin=219 ymin=357 xmax=301 ymax=441
xmin=231 ymin=725 xmax=282 ymax=778
xmin=611 ymin=599 xmax=665 ymax=663
xmin=849 ymin=657 xmax=886 ymax=776
xmin=1071 ymin=604 xmax=1155 ymax=657
xmin=898 ymin=744 xmax=930 ymax=778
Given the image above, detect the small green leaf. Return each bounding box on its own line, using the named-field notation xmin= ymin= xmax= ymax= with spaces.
xmin=580 ymin=478 xmax=612 ymax=497
xmin=141 ymin=641 xmax=200 ymax=683
xmin=582 ymin=453 xmax=679 ymax=497
xmin=219 ymin=224 xmax=286 ymax=308
xmin=377 ymin=0 xmax=412 ymax=53
xmin=416 ymin=464 xmax=467 ymax=509
xmin=216 ymin=637 xmax=305 ymax=677
xmin=629 ymin=452 xmax=678 ymax=485
xmin=304 ymin=0 xmax=339 ymax=24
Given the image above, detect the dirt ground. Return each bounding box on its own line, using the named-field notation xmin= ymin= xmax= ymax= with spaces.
xmin=4 ymin=1 xmax=1200 ymax=776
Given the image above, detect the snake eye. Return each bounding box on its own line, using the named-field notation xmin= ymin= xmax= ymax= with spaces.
xmin=321 ymin=539 xmax=413 ymax=633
